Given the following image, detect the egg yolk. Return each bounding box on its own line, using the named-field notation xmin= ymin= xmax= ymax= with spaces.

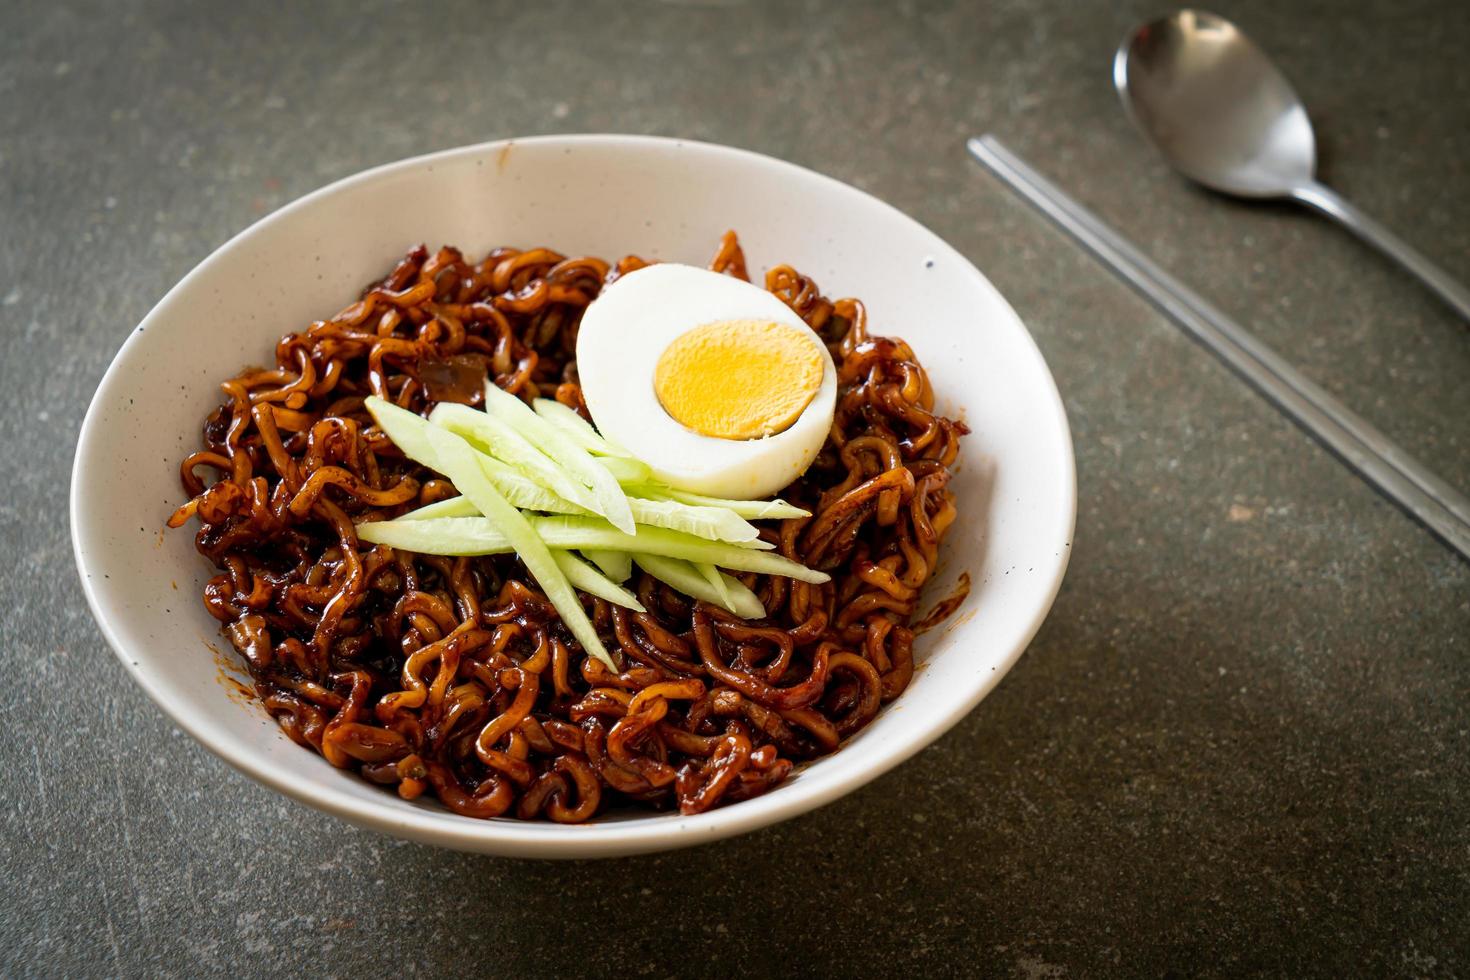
xmin=653 ymin=319 xmax=824 ymax=440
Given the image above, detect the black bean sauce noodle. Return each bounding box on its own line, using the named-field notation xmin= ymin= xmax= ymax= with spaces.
xmin=168 ymin=233 xmax=966 ymax=820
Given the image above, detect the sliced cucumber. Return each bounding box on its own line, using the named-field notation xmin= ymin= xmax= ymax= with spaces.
xmin=397 ymin=454 xmax=767 ymax=542
xmin=476 ymin=453 xmax=585 ymax=513
xmin=529 ymin=516 xmax=827 ymax=582
xmin=531 ymin=398 xmax=633 ymax=458
xmin=422 ymin=425 xmax=616 ymax=671
xmin=634 ymin=554 xmax=766 ymax=619
xmin=582 ymin=548 xmax=633 ymax=583
xmin=696 ymin=561 xmax=736 ymax=611
xmin=359 ymin=514 xmax=828 ymax=583
xmin=598 ymin=455 xmax=655 ymax=486
xmin=365 ymin=397 xmax=617 ymax=672
xmin=357 ymin=515 xmax=511 ymax=553
xmin=364 ymin=396 xmax=443 ymax=469
xmin=625 ymin=496 xmax=763 ymax=545
xmin=394 ymin=496 xmax=479 ymax=521
xmin=430 ymin=402 xmax=598 ymax=515
xmin=396 ymin=463 xmax=583 ymax=519
xmin=550 ymin=549 xmax=645 ymax=611
xmin=481 ymin=383 xmax=635 ymax=535
xmin=627 ymin=484 xmax=810 ymax=520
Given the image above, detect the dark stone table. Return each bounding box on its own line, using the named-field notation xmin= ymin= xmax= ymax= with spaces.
xmin=4 ymin=1 xmax=1467 ymax=975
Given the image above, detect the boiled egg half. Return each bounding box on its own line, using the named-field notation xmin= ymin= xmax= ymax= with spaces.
xmin=577 ymin=263 xmax=837 ymax=499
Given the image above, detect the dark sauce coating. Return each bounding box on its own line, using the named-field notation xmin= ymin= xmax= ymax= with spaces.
xmin=168 ymin=232 xmax=966 ymax=820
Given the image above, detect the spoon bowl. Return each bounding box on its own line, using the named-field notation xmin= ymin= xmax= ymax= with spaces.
xmin=1115 ymin=10 xmax=1315 ymax=198
xmin=1116 ymin=9 xmax=1470 ymax=321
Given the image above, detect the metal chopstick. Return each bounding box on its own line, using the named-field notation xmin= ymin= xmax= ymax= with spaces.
xmin=966 ymin=134 xmax=1470 ymax=561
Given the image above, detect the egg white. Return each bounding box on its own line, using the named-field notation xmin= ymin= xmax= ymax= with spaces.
xmin=576 ymin=263 xmax=837 ymax=500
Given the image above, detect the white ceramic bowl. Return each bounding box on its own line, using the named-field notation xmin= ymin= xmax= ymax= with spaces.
xmin=72 ymin=135 xmax=1075 ymax=858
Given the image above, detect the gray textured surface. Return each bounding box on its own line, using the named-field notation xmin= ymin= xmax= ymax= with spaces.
xmin=3 ymin=0 xmax=1469 ymax=976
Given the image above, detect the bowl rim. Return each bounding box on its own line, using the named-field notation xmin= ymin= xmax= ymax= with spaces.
xmin=71 ymin=133 xmax=1076 ymax=857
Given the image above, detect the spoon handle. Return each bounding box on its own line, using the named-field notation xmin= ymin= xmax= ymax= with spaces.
xmin=1291 ymin=180 xmax=1470 ymax=323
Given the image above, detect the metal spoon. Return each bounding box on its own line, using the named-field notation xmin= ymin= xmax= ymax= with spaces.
xmin=1115 ymin=9 xmax=1470 ymax=322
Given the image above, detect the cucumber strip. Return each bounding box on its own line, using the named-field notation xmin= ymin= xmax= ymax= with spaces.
xmin=599 ymin=455 xmax=655 ymax=485
xmin=634 ymin=554 xmax=766 ymax=620
xmin=366 ymin=397 xmax=616 ymax=671
xmin=385 ymin=455 xmax=582 ymax=518
xmin=395 ymin=496 xmax=479 ymax=521
xmin=627 ymin=484 xmax=810 ymax=520
xmin=365 ymin=396 xmax=443 ymax=469
xmin=582 ymin=549 xmax=633 ymax=583
xmin=422 ymin=412 xmax=769 ymax=541
xmin=696 ymin=561 xmax=735 ymax=610
xmin=393 ymin=477 xmax=580 ymax=521
xmin=715 ymin=570 xmax=765 ymax=619
xmin=355 ymin=515 xmax=829 ymax=583
xmin=429 ymin=402 xmax=599 ymax=515
xmin=531 ymin=398 xmax=634 ymax=458
xmin=550 ymin=550 xmax=645 ymax=612
xmin=481 ymin=384 xmax=636 ymax=535
xmin=530 ymin=516 xmax=828 ymax=581
xmin=625 ymin=496 xmax=763 ymax=545
xmin=357 ymin=516 xmax=511 ymax=553
xmin=421 ymin=425 xmax=616 ymax=672
xmin=477 ymin=454 xmax=586 ymax=513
